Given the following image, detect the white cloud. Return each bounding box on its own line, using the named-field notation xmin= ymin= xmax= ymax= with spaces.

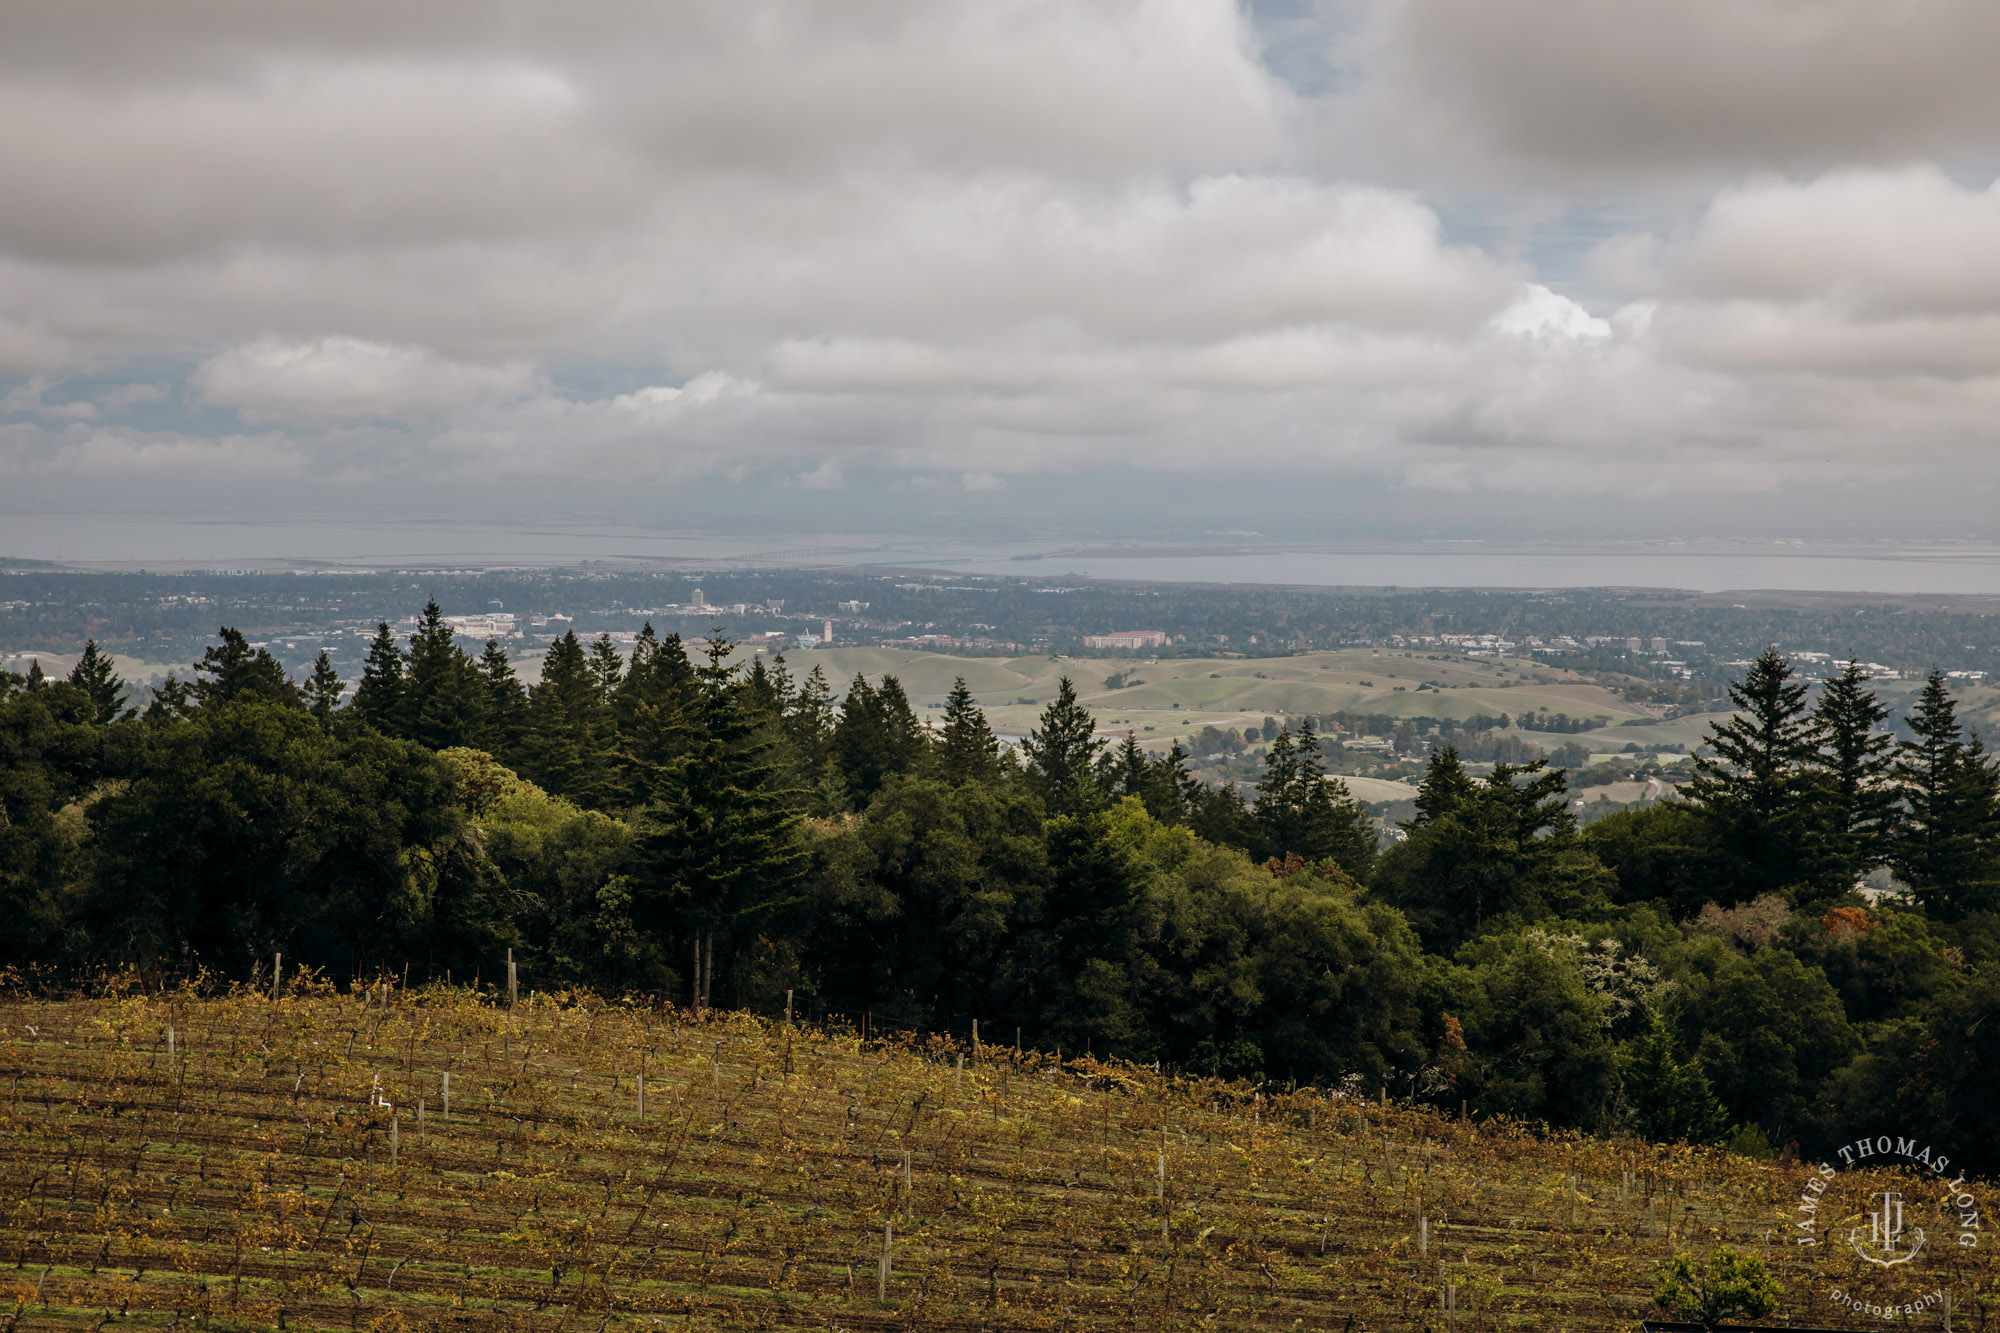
xmin=796 ymin=458 xmax=844 ymax=491
xmin=194 ymin=336 xmax=537 ymax=419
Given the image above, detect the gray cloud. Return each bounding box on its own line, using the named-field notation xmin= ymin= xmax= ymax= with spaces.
xmin=1361 ymin=0 xmax=2000 ymax=182
xmin=3 ymin=0 xmax=2000 ymax=527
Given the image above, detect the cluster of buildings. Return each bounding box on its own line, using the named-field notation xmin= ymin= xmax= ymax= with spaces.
xmin=1081 ymin=629 xmax=1173 ymax=650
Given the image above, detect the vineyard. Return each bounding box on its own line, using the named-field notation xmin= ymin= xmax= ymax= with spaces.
xmin=1 ymin=980 xmax=1992 ymax=1333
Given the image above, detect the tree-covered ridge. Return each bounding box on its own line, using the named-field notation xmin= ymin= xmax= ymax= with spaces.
xmin=5 ymin=619 xmax=2000 ymax=1170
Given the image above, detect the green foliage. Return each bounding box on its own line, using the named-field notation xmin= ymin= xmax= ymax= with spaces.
xmin=21 ymin=619 xmax=2000 ymax=1171
xmin=1685 ymin=646 xmax=1818 ymax=905
xmin=1253 ymin=719 xmax=1374 ymax=876
xmin=1022 ymin=676 xmax=1105 ymax=817
xmin=1374 ymin=755 xmax=1612 ymax=951
xmin=1654 ymin=1247 xmax=1781 ymax=1330
xmin=1623 ymin=1009 xmax=1728 ymax=1145
xmin=1891 ymin=668 xmax=2000 ymax=920
xmin=66 ymin=640 xmax=127 ymax=725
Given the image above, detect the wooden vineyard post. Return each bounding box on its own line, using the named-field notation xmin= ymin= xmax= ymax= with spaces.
xmin=273 ymin=951 xmax=282 ymax=1001
xmin=878 ymin=1221 xmax=892 ymax=1301
xmin=390 ymin=1114 xmax=398 ymax=1165
xmin=507 ymin=949 xmax=518 ymax=1008
xmin=418 ymin=1098 xmax=425 ymax=1143
xmin=785 ymin=988 xmax=793 ymax=1025
xmin=1418 ymin=1203 xmax=1428 ymax=1256
xmin=166 ymin=1025 xmax=175 ymax=1071
xmin=971 ymin=1017 xmax=979 ymax=1061
xmin=442 ymin=1070 xmax=451 ymax=1120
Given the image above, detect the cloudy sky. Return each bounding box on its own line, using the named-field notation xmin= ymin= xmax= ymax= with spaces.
xmin=6 ymin=0 xmax=2000 ymax=550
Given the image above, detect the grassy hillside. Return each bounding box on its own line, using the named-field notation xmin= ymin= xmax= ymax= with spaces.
xmin=781 ymin=648 xmax=1649 ymax=753
xmin=4 ymin=986 xmax=1990 ymax=1332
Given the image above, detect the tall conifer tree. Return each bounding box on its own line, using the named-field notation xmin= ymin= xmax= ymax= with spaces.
xmin=935 ymin=677 xmax=1000 ymax=784
xmin=66 ymin=639 xmax=126 ymax=724
xmin=1686 ymin=647 xmax=1818 ymax=903
xmin=524 ymin=629 xmax=612 ymax=803
xmin=1022 ymin=676 xmax=1105 ymax=817
xmin=1254 ymin=719 xmax=1376 ymax=874
xmin=1809 ymin=660 xmax=1895 ymax=898
xmin=639 ymin=633 xmax=805 ymax=1007
xmin=1891 ymin=669 xmax=2000 ymax=919
xmin=403 ymin=600 xmax=480 ymax=749
xmin=304 ymin=650 xmax=345 ymax=729
xmin=352 ymin=622 xmax=406 ymax=733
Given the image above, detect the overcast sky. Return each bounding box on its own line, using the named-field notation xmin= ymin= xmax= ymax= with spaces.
xmin=6 ymin=0 xmax=2000 ymax=549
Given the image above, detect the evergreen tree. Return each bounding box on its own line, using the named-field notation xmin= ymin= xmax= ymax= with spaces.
xmin=143 ymin=673 xmax=194 ymax=722
xmin=1021 ymin=677 xmax=1105 ymax=817
xmin=1148 ymin=740 xmax=1200 ymax=826
xmin=523 ymin=629 xmax=613 ymax=804
xmin=23 ymin=659 xmax=45 ymax=692
xmin=1253 ymin=720 xmax=1376 ymax=874
xmin=638 ymin=633 xmax=806 ymax=1008
xmin=1410 ymin=745 xmax=1477 ymax=827
xmin=1110 ymin=732 xmax=1151 ymax=802
xmin=609 ymin=629 xmax=697 ymax=810
xmin=191 ymin=628 xmax=299 ymax=708
xmin=476 ymin=638 xmax=528 ymax=759
xmin=1808 ymin=660 xmax=1895 ymax=899
xmin=403 ymin=600 xmax=480 ymax=749
xmin=1685 ymin=648 xmax=1818 ymax=903
xmin=832 ymin=674 xmax=925 ymax=802
xmin=66 ymin=639 xmax=126 ymax=724
xmin=1623 ymin=1009 xmax=1729 ymax=1144
xmin=1891 ymin=669 xmax=2000 ymax=919
xmin=587 ymin=634 xmax=625 ymax=701
xmin=935 ymin=677 xmax=1000 ymax=784
xmin=352 ymin=622 xmax=406 ymax=733
xmin=304 ymin=650 xmax=345 ymax=729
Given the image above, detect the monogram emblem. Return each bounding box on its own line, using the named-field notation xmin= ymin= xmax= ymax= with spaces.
xmin=1848 ymin=1190 xmax=1925 ymax=1267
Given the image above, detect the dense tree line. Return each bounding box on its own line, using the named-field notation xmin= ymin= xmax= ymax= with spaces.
xmin=4 ymin=618 xmax=2000 ymax=1168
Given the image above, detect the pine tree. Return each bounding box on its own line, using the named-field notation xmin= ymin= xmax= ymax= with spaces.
xmin=587 ymin=634 xmax=625 ymax=701
xmin=1410 ymin=745 xmax=1477 ymax=827
xmin=1685 ymin=648 xmax=1818 ymax=903
xmin=832 ymin=673 xmax=925 ymax=801
xmin=609 ymin=629 xmax=698 ymax=810
xmin=191 ymin=628 xmax=299 ymax=708
xmin=639 ymin=633 xmax=806 ymax=1008
xmin=476 ymin=638 xmax=528 ymax=759
xmin=1624 ymin=1010 xmax=1728 ymax=1144
xmin=523 ymin=629 xmax=613 ymax=803
xmin=935 ymin=676 xmax=1000 ymax=784
xmin=23 ymin=659 xmax=45 ymax=692
xmin=66 ymin=639 xmax=126 ymax=724
xmin=1110 ymin=732 xmax=1150 ymax=802
xmin=403 ymin=600 xmax=480 ymax=749
xmin=143 ymin=673 xmax=193 ymax=721
xmin=352 ymin=622 xmax=407 ymax=733
xmin=1891 ymin=670 xmax=2000 ymax=919
xmin=1808 ymin=661 xmax=1894 ymax=899
xmin=1149 ymin=740 xmax=1200 ymax=825
xmin=304 ymin=650 xmax=345 ymax=729
xmin=1254 ymin=719 xmax=1376 ymax=874
xmin=1021 ymin=677 xmax=1105 ymax=817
